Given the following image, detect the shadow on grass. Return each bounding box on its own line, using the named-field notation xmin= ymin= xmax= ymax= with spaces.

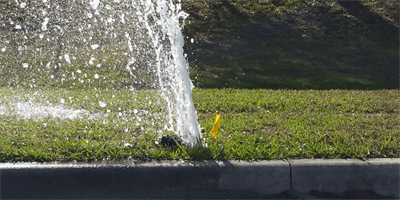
xmin=184 ymin=1 xmax=399 ymax=90
xmin=337 ymin=0 xmax=398 ymax=40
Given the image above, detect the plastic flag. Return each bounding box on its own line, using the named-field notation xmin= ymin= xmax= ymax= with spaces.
xmin=210 ymin=114 xmax=220 ymax=139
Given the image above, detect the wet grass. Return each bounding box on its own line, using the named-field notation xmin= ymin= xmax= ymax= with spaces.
xmin=0 ymin=88 xmax=398 ymax=162
xmin=0 ymin=87 xmax=174 ymax=162
xmin=0 ymin=0 xmax=398 ymax=162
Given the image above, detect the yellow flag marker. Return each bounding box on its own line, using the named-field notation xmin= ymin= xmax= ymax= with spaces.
xmin=210 ymin=114 xmax=220 ymax=139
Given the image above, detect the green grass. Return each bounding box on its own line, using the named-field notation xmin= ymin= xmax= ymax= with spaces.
xmin=0 ymin=87 xmax=175 ymax=162
xmin=0 ymin=0 xmax=398 ymax=162
xmin=194 ymin=89 xmax=399 ymax=160
xmin=182 ymin=0 xmax=399 ymax=90
xmin=0 ymin=88 xmax=398 ymax=162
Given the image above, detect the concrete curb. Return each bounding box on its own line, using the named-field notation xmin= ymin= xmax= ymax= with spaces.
xmin=0 ymin=158 xmax=398 ymax=199
xmin=290 ymin=158 xmax=400 ymax=198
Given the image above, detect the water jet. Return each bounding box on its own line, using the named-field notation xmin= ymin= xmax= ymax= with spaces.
xmin=0 ymin=0 xmax=201 ymax=148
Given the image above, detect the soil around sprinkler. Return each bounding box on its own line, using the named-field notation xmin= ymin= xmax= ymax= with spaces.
xmin=160 ymin=135 xmax=184 ymax=149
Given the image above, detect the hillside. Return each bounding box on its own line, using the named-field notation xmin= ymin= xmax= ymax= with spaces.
xmin=181 ymin=0 xmax=399 ymax=89
xmin=0 ymin=0 xmax=400 ymax=89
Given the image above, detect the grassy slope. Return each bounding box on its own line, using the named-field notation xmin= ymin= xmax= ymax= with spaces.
xmin=182 ymin=0 xmax=399 ymax=89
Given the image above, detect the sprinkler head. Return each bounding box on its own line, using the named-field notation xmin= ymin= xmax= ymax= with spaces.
xmin=161 ymin=135 xmax=184 ymax=149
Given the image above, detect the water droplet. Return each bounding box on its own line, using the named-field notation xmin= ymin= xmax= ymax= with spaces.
xmin=42 ymin=18 xmax=49 ymax=31
xmin=99 ymin=101 xmax=107 ymax=108
xmin=90 ymin=0 xmax=100 ymax=10
xmin=89 ymin=57 xmax=95 ymax=65
xmin=64 ymin=54 xmax=71 ymax=64
xmin=91 ymin=44 xmax=99 ymax=50
xmin=120 ymin=13 xmax=125 ymax=23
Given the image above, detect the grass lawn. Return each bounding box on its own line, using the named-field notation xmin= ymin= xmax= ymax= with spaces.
xmin=0 ymin=0 xmax=398 ymax=162
xmin=0 ymin=88 xmax=398 ymax=162
xmin=194 ymin=89 xmax=399 ymax=161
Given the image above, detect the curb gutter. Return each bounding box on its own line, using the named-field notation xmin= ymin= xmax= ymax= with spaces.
xmin=0 ymin=158 xmax=398 ymax=199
